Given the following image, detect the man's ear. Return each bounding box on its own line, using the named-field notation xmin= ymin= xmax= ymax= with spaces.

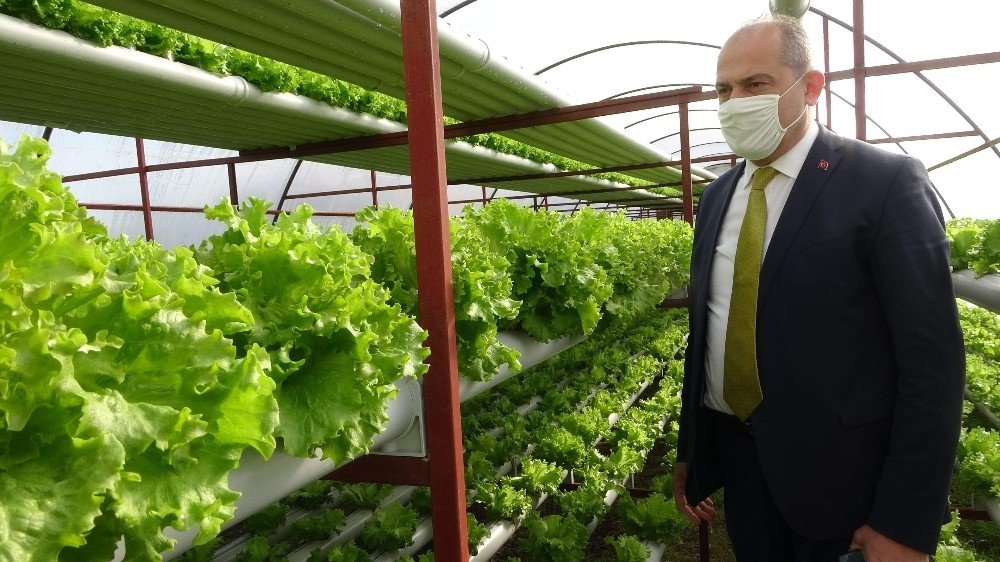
xmin=804 ymin=69 xmax=826 ymax=106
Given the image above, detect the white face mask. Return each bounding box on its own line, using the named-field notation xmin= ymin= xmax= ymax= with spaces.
xmin=718 ymin=74 xmax=807 ymax=161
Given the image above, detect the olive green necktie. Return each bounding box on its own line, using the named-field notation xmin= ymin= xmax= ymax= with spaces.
xmin=724 ymin=166 xmax=779 ymax=421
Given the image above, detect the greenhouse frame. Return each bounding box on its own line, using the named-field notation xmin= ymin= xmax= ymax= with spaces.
xmin=1 ymin=0 xmax=999 ymax=560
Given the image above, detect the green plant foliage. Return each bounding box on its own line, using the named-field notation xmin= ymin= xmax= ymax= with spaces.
xmin=316 ymin=541 xmax=369 ymax=562
xmin=196 ymin=197 xmax=429 ymax=462
xmin=467 ymin=513 xmax=490 ymax=554
xmin=518 ymin=513 xmax=588 ymax=562
xmin=351 ymin=206 xmax=521 ymax=381
xmin=337 ymin=483 xmax=393 ymax=512
xmin=605 ymin=535 xmax=652 ymax=562
xmin=618 ymin=493 xmax=688 ymax=543
xmin=957 ymin=427 xmax=1000 ymax=499
xmin=288 ymin=509 xmax=347 ymax=544
xmin=568 ymin=208 xmax=692 ymax=320
xmin=462 ymin=200 xmax=613 ymax=341
xmin=286 ymin=480 xmax=336 ymax=510
xmin=472 ymin=480 xmax=534 ymax=521
xmin=509 ymin=457 xmax=565 ymax=496
xmin=358 ymin=503 xmax=420 ymax=552
xmin=946 ymin=218 xmax=1000 ymax=275
xmin=0 ymin=135 xmax=278 ymax=561
xmin=235 ymin=536 xmax=288 ymax=562
xmin=243 ymin=502 xmax=289 ymax=537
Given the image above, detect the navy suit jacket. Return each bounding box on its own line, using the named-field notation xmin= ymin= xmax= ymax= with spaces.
xmin=676 ymin=126 xmax=965 ymax=553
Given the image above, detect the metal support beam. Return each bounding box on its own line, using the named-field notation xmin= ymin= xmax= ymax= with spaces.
xmin=325 ymin=455 xmax=430 ymax=486
xmin=399 ymin=0 xmax=468 ymax=559
xmin=272 ymin=160 xmax=304 ymax=223
xmin=239 ymin=86 xmax=712 ymax=162
xmin=679 ymin=104 xmax=694 ymax=224
xmin=227 ymin=163 xmax=239 ymax=204
xmin=80 ymin=203 xmax=355 ymax=217
xmin=929 ymin=136 xmax=1000 ymax=172
xmin=853 ymin=0 xmax=866 ymax=141
xmin=371 ymin=170 xmax=379 ymax=207
xmin=826 ymin=51 xmax=1000 ymax=82
xmin=135 ymin=138 xmax=154 ymax=241
xmin=823 ymin=18 xmax=833 ymax=130
xmin=868 ymin=130 xmax=980 ymax=145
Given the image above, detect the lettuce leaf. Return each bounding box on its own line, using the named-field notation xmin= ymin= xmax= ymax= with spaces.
xmin=197 ymin=198 xmax=428 ymax=461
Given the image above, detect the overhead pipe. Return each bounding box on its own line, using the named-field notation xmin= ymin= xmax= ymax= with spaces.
xmin=332 ymin=0 xmax=716 ymax=182
xmin=84 ymin=0 xmax=716 ymax=184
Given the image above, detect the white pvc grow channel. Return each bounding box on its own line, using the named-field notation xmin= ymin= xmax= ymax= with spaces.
xmin=85 ymin=0 xmax=717 ymax=187
xmin=105 ymin=331 xmax=580 ymax=560
xmin=0 ymin=14 xmax=677 ymax=205
xmin=953 ymin=270 xmax=1000 ymax=315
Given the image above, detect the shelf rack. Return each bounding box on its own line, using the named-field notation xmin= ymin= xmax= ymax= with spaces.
xmin=0 ymin=1 xmax=707 ymax=559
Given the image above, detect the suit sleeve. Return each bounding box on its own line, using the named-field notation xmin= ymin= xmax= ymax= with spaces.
xmin=866 ymin=157 xmax=965 ymax=553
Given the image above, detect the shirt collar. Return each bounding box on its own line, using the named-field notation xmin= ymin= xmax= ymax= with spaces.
xmin=742 ymin=121 xmax=820 ymax=187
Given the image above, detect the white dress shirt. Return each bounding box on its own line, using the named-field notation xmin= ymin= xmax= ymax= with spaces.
xmin=703 ymin=123 xmax=820 ymax=414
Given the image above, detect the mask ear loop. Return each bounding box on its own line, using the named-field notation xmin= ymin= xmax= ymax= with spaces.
xmin=777 ymin=73 xmax=809 ymax=132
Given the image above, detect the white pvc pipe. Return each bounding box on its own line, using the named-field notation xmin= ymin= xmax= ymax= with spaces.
xmin=458 ymin=333 xmax=581 ymax=401
xmin=974 ymin=495 xmax=1000 ymax=526
xmin=282 ymin=486 xmax=417 ymax=562
xmin=644 ymin=541 xmax=668 ymax=562
xmin=0 ymin=15 xmax=682 ymax=206
xmin=953 ymin=270 xmax=1000 ymax=315
xmin=334 ymin=0 xmax=716 ymax=183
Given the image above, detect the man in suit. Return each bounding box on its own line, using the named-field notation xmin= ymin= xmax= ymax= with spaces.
xmin=671 ymin=15 xmax=965 ymax=561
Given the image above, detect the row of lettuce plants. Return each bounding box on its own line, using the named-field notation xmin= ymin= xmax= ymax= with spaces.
xmin=0 ymin=135 xmax=692 ymax=560
xmin=170 ymin=308 xmax=686 ymax=561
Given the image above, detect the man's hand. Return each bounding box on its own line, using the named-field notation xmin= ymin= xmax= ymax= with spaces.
xmin=850 ymin=525 xmax=930 ymax=561
xmin=672 ymin=461 xmax=716 ymax=525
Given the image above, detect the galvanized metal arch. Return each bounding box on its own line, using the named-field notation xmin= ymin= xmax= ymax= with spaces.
xmin=604 ymin=83 xmax=716 ymax=101
xmin=650 ymin=127 xmax=721 ymax=145
xmin=810 ymin=6 xmax=1000 ymax=162
xmin=625 ymin=108 xmax=719 ymax=129
xmin=440 ymin=0 xmax=480 ymax=18
xmin=535 ymin=40 xmax=722 ymax=76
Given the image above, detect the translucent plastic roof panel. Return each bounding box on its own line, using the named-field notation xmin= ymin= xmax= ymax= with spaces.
xmin=442 ymin=0 xmax=1000 ymax=217
xmin=3 ymin=0 xmax=997 ymax=236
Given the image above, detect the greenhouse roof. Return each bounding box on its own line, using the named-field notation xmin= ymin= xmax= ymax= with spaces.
xmin=0 ymin=0 xmax=997 ymax=247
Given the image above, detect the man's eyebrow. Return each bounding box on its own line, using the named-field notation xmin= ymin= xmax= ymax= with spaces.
xmin=716 ymin=73 xmax=777 ymax=90
xmin=736 ymin=73 xmax=776 ymax=84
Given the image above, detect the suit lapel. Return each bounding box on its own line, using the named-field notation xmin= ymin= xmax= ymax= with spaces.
xmin=757 ymin=127 xmax=845 ymax=307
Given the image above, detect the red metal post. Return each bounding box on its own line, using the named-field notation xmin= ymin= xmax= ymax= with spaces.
xmin=399 ymin=0 xmax=468 ymax=559
xmin=853 ymin=0 xmax=866 ymax=141
xmin=370 ymin=170 xmax=379 ymax=207
xmin=699 ymin=520 xmax=710 ymax=561
xmin=679 ymin=104 xmax=694 ymax=224
xmin=823 ymin=17 xmax=833 ymax=130
xmin=227 ymin=163 xmax=239 ymax=205
xmin=135 ymin=138 xmax=154 ymax=241
xmin=325 ymin=454 xmax=430 ymax=486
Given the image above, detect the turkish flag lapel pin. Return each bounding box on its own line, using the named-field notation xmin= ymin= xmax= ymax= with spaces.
xmin=818 ymin=159 xmax=829 ymax=170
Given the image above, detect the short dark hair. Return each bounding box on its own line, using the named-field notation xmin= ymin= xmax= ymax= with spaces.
xmin=727 ymin=14 xmax=813 ymax=76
